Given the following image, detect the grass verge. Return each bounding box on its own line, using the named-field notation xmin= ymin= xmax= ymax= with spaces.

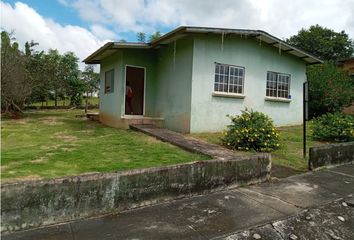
xmin=1 ymin=110 xmax=207 ymax=182
xmin=191 ymin=124 xmax=326 ymax=172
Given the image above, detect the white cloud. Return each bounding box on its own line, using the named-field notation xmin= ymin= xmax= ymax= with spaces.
xmin=0 ymin=1 xmax=107 ymax=68
xmin=1 ymin=0 xmax=353 ymax=69
xmin=68 ymin=0 xmax=354 ymax=39
xmin=90 ymin=24 xmax=117 ymax=40
xmin=250 ymin=0 xmax=354 ymax=39
xmin=72 ymin=0 xmax=109 ymax=25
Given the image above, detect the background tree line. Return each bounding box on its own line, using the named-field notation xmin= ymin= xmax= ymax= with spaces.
xmin=136 ymin=31 xmax=162 ymax=43
xmin=286 ymin=24 xmax=354 ymax=118
xmin=1 ymin=30 xmax=99 ymax=114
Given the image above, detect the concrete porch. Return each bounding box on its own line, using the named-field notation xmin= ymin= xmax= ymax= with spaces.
xmin=93 ymin=112 xmax=164 ymax=129
xmin=122 ymin=115 xmax=164 ymax=128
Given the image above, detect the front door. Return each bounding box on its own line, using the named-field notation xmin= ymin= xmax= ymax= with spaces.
xmin=125 ymin=66 xmax=145 ymax=115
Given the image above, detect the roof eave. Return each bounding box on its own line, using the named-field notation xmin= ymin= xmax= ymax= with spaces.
xmin=256 ymin=30 xmax=323 ymax=64
xmin=83 ymin=42 xmax=113 ymax=64
xmin=152 ymin=26 xmax=323 ymax=64
xmin=150 ymin=26 xmax=187 ymax=47
xmin=83 ymin=42 xmax=150 ymax=64
xmin=83 ymin=26 xmax=323 ymax=65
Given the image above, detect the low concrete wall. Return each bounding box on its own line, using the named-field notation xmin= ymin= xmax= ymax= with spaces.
xmin=1 ymin=154 xmax=270 ymax=233
xmin=309 ymin=142 xmax=354 ymax=170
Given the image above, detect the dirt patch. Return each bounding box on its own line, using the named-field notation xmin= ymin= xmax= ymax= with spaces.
xmin=2 ymin=161 xmax=22 ymax=171
xmin=1 ymin=165 xmax=8 ymax=172
xmin=31 ymin=157 xmax=48 ymax=164
xmin=96 ymin=134 xmax=114 ymax=139
xmin=144 ymin=135 xmax=160 ymax=143
xmin=42 ymin=143 xmax=80 ymax=151
xmin=2 ymin=175 xmax=42 ymax=183
xmin=13 ymin=118 xmax=29 ymax=124
xmin=84 ymin=121 xmax=98 ymax=129
xmin=61 ymin=147 xmax=76 ymax=152
xmin=41 ymin=117 xmax=64 ymax=125
xmin=53 ymin=132 xmax=78 ymax=142
xmin=40 ymin=145 xmax=52 ymax=150
xmin=77 ymin=129 xmax=94 ymax=134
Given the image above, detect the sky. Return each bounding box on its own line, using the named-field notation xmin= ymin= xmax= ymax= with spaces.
xmin=1 ymin=0 xmax=354 ymax=67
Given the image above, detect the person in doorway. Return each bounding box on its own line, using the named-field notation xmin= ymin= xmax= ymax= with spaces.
xmin=126 ymin=81 xmax=134 ymax=114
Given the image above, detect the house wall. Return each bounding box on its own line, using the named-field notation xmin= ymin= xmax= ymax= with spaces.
xmin=341 ymin=58 xmax=354 ymax=74
xmin=154 ymin=37 xmax=194 ymax=132
xmin=190 ymin=34 xmax=307 ymax=133
xmin=120 ymin=49 xmax=157 ymax=117
xmin=99 ymin=49 xmax=156 ymax=127
xmin=99 ymin=51 xmax=123 ymax=127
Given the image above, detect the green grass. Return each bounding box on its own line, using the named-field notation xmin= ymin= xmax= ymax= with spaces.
xmin=1 ymin=110 xmax=207 ymax=182
xmin=29 ymin=97 xmax=99 ymax=107
xmin=191 ymin=124 xmax=326 ymax=172
xmin=272 ymin=125 xmax=325 ymax=171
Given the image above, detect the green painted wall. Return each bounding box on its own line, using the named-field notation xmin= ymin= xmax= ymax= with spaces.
xmin=99 ymin=49 xmax=156 ymax=120
xmin=190 ymin=34 xmax=307 ymax=132
xmin=100 ymin=51 xmax=123 ymax=120
xmin=99 ymin=40 xmax=193 ymax=132
xmin=154 ymin=37 xmax=194 ymax=132
xmin=120 ymin=49 xmax=157 ymax=117
xmin=99 ymin=34 xmax=307 ymax=133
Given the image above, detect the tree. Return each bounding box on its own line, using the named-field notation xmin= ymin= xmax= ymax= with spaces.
xmin=287 ymin=24 xmax=354 ymax=61
xmin=82 ymin=65 xmax=100 ymax=113
xmin=25 ymin=42 xmax=47 ymax=106
xmin=288 ymin=25 xmax=354 ymax=117
xmin=307 ymin=61 xmax=353 ymax=117
xmin=1 ymin=30 xmax=83 ymax=112
xmin=1 ymin=31 xmax=31 ymax=113
xmin=44 ymin=49 xmax=63 ymax=107
xmin=136 ymin=32 xmax=146 ymax=42
xmin=149 ymin=31 xmax=162 ymax=42
xmin=61 ymin=52 xmax=81 ymax=106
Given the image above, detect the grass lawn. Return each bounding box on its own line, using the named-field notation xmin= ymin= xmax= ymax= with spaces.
xmin=1 ymin=110 xmax=207 ymax=182
xmin=191 ymin=124 xmax=326 ymax=172
xmin=29 ymin=97 xmax=99 ymax=107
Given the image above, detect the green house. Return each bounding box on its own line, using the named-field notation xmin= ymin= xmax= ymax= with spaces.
xmin=84 ymin=26 xmax=322 ymax=133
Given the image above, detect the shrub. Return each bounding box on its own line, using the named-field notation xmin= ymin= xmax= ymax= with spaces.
xmin=312 ymin=112 xmax=354 ymax=142
xmin=222 ymin=109 xmax=280 ymax=152
xmin=307 ymin=61 xmax=354 ymax=118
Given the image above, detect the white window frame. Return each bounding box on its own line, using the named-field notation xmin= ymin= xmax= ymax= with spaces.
xmin=104 ymin=69 xmax=114 ymax=94
xmin=214 ymin=63 xmax=245 ymax=95
xmin=266 ymin=71 xmax=291 ymax=99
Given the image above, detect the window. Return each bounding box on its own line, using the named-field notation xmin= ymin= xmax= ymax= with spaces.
xmin=105 ymin=69 xmax=114 ymax=93
xmin=214 ymin=63 xmax=245 ymax=94
xmin=266 ymin=71 xmax=290 ymax=98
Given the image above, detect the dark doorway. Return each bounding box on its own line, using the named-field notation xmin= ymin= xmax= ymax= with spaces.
xmin=125 ymin=66 xmax=145 ymax=115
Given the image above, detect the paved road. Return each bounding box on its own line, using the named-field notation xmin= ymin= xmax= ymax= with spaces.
xmin=3 ymin=164 xmax=354 ymax=240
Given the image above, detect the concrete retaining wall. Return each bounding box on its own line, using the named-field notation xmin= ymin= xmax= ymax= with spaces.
xmin=1 ymin=154 xmax=271 ymax=233
xmin=309 ymin=142 xmax=354 ymax=170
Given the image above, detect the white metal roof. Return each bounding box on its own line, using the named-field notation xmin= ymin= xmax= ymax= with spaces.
xmin=84 ymin=26 xmax=323 ymax=64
